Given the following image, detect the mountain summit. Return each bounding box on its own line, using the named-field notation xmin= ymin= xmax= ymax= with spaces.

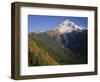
xmin=54 ymin=19 xmax=86 ymax=34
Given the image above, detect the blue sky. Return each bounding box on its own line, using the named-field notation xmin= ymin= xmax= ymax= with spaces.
xmin=28 ymin=15 xmax=88 ymax=32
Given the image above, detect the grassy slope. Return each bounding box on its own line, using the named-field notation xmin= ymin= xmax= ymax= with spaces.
xmin=28 ymin=37 xmax=58 ymax=66
xmin=29 ymin=33 xmax=79 ymax=66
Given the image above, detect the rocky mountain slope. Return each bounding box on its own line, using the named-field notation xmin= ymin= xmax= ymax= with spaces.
xmin=28 ymin=19 xmax=88 ymax=66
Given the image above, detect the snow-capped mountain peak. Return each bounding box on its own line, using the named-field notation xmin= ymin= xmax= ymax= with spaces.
xmin=35 ymin=28 xmax=46 ymax=33
xmin=55 ymin=19 xmax=86 ymax=34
